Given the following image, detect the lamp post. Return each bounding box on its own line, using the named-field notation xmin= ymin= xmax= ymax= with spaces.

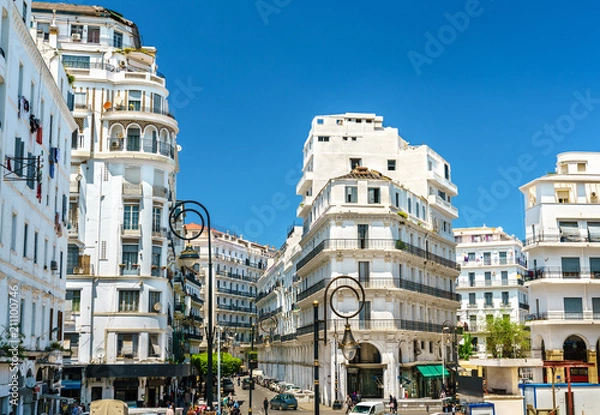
xmin=218 ymin=326 xmax=222 ymax=415
xmin=170 ymin=200 xmax=215 ymax=410
xmin=441 ymin=320 xmax=459 ymax=399
xmin=314 ymin=276 xmax=366 ymax=415
xmin=259 ymin=316 xmax=278 ymax=353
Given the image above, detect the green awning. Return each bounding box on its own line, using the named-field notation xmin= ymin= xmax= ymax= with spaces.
xmin=416 ymin=365 xmax=450 ymax=379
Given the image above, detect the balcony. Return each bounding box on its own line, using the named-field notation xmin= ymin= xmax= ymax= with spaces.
xmin=459 ymin=258 xmax=528 ymax=268
xmin=153 ymin=186 xmax=168 ymax=199
xmin=259 ymin=307 xmax=282 ymax=321
xmin=109 ymin=137 xmax=176 ymax=161
xmin=427 ymin=171 xmax=458 ymax=196
xmin=523 ymin=231 xmax=600 ymax=247
xmin=120 ymin=263 xmax=140 ymax=276
xmin=217 ymin=303 xmax=253 ymax=313
xmin=65 ymin=62 xmax=166 ymax=87
xmin=216 ymin=286 xmax=255 ymax=298
xmin=525 ymin=311 xmax=600 ymax=321
xmin=296 ymin=171 xmax=313 ymax=195
xmin=427 ymin=193 xmax=458 ymax=219
xmin=122 ymin=182 xmax=142 ymax=197
xmin=295 ymin=319 xmax=447 ymax=337
xmin=121 ymin=224 xmax=142 ymax=238
xmin=525 ymin=267 xmax=600 ymax=282
xmin=457 ymin=278 xmax=524 ymax=288
xmin=297 ymin=279 xmax=327 ymax=302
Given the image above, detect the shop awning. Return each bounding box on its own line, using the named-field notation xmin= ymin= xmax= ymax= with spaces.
xmin=416 ymin=365 xmax=450 ymax=378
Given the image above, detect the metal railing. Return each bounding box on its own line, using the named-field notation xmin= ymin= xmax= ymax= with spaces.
xmin=296 ymin=238 xmax=459 ymax=272
xmin=296 ymin=279 xmax=326 ymax=302
xmin=525 ymin=268 xmax=600 ymax=281
xmin=525 ymin=311 xmax=600 ymax=321
xmin=523 ymin=232 xmax=600 ymax=246
xmin=457 ymin=278 xmax=524 ymax=288
xmin=105 ymin=105 xmax=175 ymax=119
xmin=216 ymin=286 xmax=255 ymax=298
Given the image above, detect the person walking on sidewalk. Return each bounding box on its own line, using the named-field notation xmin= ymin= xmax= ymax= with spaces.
xmin=263 ymin=397 xmax=269 ymax=415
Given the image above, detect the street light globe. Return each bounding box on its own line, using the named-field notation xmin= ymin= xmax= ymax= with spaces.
xmin=340 ymin=323 xmax=360 ymax=361
xmin=264 ymin=336 xmax=271 ymax=351
xmin=179 ymin=245 xmax=199 ymax=268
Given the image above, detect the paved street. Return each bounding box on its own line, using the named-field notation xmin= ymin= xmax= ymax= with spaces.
xmin=230 ymin=379 xmax=441 ymax=415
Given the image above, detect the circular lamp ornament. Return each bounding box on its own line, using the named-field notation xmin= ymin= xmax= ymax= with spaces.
xmin=340 ymin=323 xmax=360 ymax=361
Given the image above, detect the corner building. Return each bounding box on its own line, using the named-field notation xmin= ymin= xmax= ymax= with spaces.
xmin=521 ymin=152 xmax=600 ymax=384
xmin=257 ymin=114 xmax=460 ymax=402
xmin=32 ymin=3 xmax=185 ymax=407
xmin=0 ymin=1 xmax=76 ymax=414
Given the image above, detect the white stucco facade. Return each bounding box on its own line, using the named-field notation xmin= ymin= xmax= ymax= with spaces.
xmin=454 ymin=227 xmax=529 ymax=355
xmin=0 ymin=1 xmax=76 ymax=415
xmin=257 ymin=113 xmax=461 ymax=404
xmin=521 ymin=152 xmax=600 ymax=384
xmin=31 ymin=2 xmax=183 ymax=408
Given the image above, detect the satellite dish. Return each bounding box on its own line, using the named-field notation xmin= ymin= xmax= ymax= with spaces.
xmin=153 ymin=302 xmax=162 ymax=312
xmin=25 ymin=377 xmax=36 ymax=388
xmin=94 ymin=347 xmax=105 ymax=360
xmin=103 ymin=101 xmax=112 ymax=110
xmin=176 ymin=145 xmax=182 ymax=152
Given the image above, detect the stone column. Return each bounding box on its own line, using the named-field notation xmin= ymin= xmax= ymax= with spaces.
xmin=587 ymin=350 xmax=598 ymax=383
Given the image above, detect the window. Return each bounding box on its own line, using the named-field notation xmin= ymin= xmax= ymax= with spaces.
xmin=113 ymin=31 xmax=123 ymax=48
xmin=483 ymin=252 xmax=491 ymax=265
xmin=468 ymin=252 xmax=475 ymax=262
xmin=367 ymin=188 xmax=380 ymax=204
xmin=387 ymin=160 xmax=396 ymax=171
xmin=593 ymin=298 xmax=600 ymax=318
xmin=148 ymin=334 xmax=161 ymax=357
xmin=357 ymin=224 xmax=368 ymax=249
xmin=66 ymin=290 xmax=81 ymax=312
xmin=128 ymin=90 xmax=141 ymax=111
xmin=149 ymin=291 xmax=161 ymax=313
xmin=358 ymin=261 xmax=370 ymax=283
xmin=564 ymin=297 xmax=583 ymax=319
xmin=407 ymin=198 xmax=412 ymax=214
xmin=13 ymin=137 xmax=24 ymax=177
xmin=62 ymin=55 xmax=90 ymax=69
xmin=501 ymin=292 xmax=509 ymax=306
xmin=152 ymin=206 xmax=162 ymax=233
xmin=152 ymin=93 xmax=163 ymax=114
xmin=444 ymin=163 xmax=450 ymax=180
xmin=344 ymin=186 xmax=357 ymax=203
xmin=350 ymin=158 xmax=362 ymax=169
xmin=117 ymin=333 xmax=138 ymax=358
xmin=121 ymin=244 xmax=139 ymax=275
xmin=37 ymin=22 xmax=50 ymax=41
xmin=151 ymin=246 xmax=161 ymax=277
xmin=23 ymin=223 xmax=28 ymax=258
xmin=33 ymin=232 xmax=38 ymax=264
xmin=87 ymin=26 xmax=100 ymax=43
xmin=395 ymin=192 xmax=399 ymax=207
xmin=317 ymin=136 xmax=329 ymax=142
xmin=590 ymin=258 xmax=600 ymax=278
xmin=499 ymin=251 xmax=507 ymax=265
xmin=484 ymin=272 xmax=491 ymax=286
xmin=468 ymin=272 xmax=475 ymax=287
xmin=559 ymin=221 xmax=581 ymax=242
xmin=577 ymin=162 xmax=586 ymax=172
xmin=468 ymin=293 xmax=476 ymax=306
xmin=316 ymin=118 xmax=324 ymax=125
xmin=501 ymin=271 xmax=508 ymax=285
xmin=123 ymin=204 xmax=140 ymax=230
xmin=119 ymin=290 xmax=139 ymax=312
xmin=484 ymin=292 xmax=493 ymax=307
xmin=126 ymin=127 xmax=140 ymax=151
xmin=10 ymin=213 xmax=17 ymax=251
xmin=587 ymin=222 xmax=600 ymax=242
xmin=70 ymin=24 xmax=83 ymax=38
xmin=557 ymin=190 xmax=570 ymax=204
xmin=74 ymin=92 xmax=86 ymax=109
xmin=561 ymin=257 xmax=581 ymax=278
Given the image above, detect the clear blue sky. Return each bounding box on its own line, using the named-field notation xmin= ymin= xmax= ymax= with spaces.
xmin=72 ymin=0 xmax=600 ymax=247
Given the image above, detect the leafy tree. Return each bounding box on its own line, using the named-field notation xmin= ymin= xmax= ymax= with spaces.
xmin=485 ymin=317 xmax=529 ymax=358
xmin=458 ymin=332 xmax=475 ymax=360
xmin=191 ymin=352 xmax=242 ymax=377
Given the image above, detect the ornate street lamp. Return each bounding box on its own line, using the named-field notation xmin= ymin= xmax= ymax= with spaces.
xmin=314 ymin=276 xmax=366 ymax=415
xmin=169 ymin=200 xmax=215 ymax=410
xmin=259 ymin=316 xmax=278 ymax=352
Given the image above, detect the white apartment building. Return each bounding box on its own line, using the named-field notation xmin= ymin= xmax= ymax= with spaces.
xmin=257 ymin=113 xmax=460 ymax=402
xmin=454 ymin=227 xmax=529 ymax=355
xmin=0 ymin=1 xmax=77 ymax=415
xmin=185 ymin=225 xmax=275 ymax=360
xmin=32 ymin=3 xmax=184 ymax=408
xmin=521 ymin=152 xmax=600 ymax=385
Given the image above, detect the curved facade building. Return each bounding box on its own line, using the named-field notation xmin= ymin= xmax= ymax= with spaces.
xmin=32 ymin=3 xmax=184 ymax=407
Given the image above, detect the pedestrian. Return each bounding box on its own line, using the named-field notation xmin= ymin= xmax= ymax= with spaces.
xmin=263 ymin=397 xmax=269 ymax=415
xmin=392 ymin=396 xmax=397 ymax=414
xmin=166 ymin=404 xmax=175 ymax=415
xmin=389 ymin=395 xmax=395 ymax=414
xmin=425 ymin=403 xmax=430 ymax=414
xmin=345 ymin=394 xmax=353 ymax=414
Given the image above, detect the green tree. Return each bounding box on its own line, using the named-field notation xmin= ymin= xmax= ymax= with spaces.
xmin=458 ymin=332 xmax=475 ymax=360
xmin=191 ymin=352 xmax=242 ymax=377
xmin=485 ymin=317 xmax=529 ymax=358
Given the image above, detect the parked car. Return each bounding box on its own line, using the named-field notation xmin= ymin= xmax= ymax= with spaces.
xmin=242 ymin=378 xmax=255 ymax=390
xmin=222 ymin=378 xmax=235 ymax=393
xmin=270 ymin=394 xmax=298 ymax=410
xmin=286 ymin=385 xmax=302 ymax=394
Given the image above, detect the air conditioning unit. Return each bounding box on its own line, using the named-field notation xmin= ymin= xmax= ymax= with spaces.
xmin=71 ymin=33 xmax=81 ymax=41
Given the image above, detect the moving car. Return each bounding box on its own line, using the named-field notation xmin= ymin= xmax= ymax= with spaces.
xmin=242 ymin=378 xmax=255 ymax=390
xmin=351 ymin=401 xmax=386 ymax=415
xmin=222 ymin=378 xmax=235 ymax=393
xmin=269 ymin=394 xmax=298 ymax=410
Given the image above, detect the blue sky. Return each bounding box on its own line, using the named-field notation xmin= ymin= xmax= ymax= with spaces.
xmin=71 ymin=0 xmax=600 ymax=247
